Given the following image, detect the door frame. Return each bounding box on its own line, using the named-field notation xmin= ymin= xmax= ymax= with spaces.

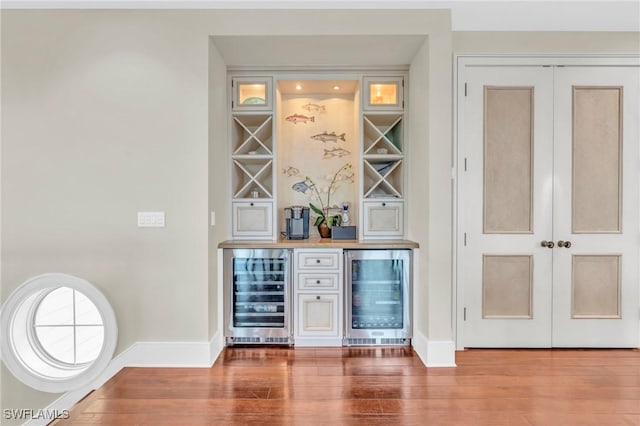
xmin=453 ymin=54 xmax=640 ymax=350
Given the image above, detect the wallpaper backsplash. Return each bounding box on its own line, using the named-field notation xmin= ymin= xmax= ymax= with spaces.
xmin=278 ymin=94 xmax=358 ymax=235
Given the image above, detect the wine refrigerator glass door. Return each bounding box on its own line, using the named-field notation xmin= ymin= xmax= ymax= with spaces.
xmin=345 ymin=250 xmax=411 ymax=341
xmin=224 ymin=249 xmax=292 ymax=344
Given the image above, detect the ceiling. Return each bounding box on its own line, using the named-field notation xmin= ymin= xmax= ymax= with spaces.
xmin=278 ymin=80 xmax=359 ymax=95
xmin=213 ymin=35 xmax=426 ymax=68
xmin=2 ymin=1 xmax=638 ymax=32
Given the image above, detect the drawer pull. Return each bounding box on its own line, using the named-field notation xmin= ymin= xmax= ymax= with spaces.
xmin=316 ymin=259 xmax=321 ymax=264
xmin=250 ymin=202 xmax=254 ymax=207
xmin=316 ymin=279 xmax=321 ymax=284
xmin=382 ymin=202 xmax=386 ymax=207
xmin=316 ymin=296 xmax=321 ymax=300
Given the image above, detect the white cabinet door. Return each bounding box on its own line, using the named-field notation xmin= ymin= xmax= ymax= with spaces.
xmin=363 ymin=201 xmax=403 ymax=238
xmin=297 ymin=294 xmax=339 ymax=337
xmin=231 ymin=77 xmax=273 ymax=111
xmin=363 ymin=76 xmax=404 ymax=111
xmin=232 ymin=201 xmax=273 ymax=239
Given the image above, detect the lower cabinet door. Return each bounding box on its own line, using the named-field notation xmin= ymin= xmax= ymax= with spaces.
xmin=232 ymin=201 xmax=273 ymax=239
xmin=297 ymin=294 xmax=339 ymax=337
xmin=363 ymin=200 xmax=404 ymax=238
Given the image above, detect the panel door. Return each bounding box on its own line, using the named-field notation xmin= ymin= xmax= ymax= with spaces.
xmin=297 ymin=294 xmax=339 ymax=337
xmin=460 ymin=66 xmax=555 ymax=347
xmin=459 ymin=62 xmax=639 ymax=348
xmin=232 ymin=201 xmax=273 ymax=239
xmin=363 ymin=200 xmax=404 ymax=238
xmin=552 ymin=67 xmax=639 ymax=347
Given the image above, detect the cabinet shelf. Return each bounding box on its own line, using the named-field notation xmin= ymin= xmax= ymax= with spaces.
xmin=362 ymin=114 xmax=403 ymax=155
xmin=231 ymin=115 xmax=274 ymax=155
xmin=363 ymin=159 xmax=403 ymax=198
xmin=232 ymin=158 xmax=274 ymax=199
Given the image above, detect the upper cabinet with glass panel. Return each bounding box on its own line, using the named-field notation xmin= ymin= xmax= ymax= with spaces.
xmin=363 ymin=77 xmax=404 ymax=111
xmin=232 ymin=77 xmax=273 ymax=111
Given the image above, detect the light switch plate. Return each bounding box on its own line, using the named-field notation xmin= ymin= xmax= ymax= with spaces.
xmin=138 ymin=212 xmax=165 ymax=227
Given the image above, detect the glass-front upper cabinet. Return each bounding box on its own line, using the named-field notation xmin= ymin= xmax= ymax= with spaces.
xmin=363 ymin=76 xmax=404 ymax=111
xmin=232 ymin=77 xmax=273 ymax=111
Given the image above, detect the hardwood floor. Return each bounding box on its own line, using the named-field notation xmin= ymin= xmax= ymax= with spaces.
xmin=53 ymin=347 xmax=640 ymax=425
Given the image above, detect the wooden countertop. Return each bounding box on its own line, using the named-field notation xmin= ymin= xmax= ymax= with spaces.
xmin=218 ymin=237 xmax=419 ymax=249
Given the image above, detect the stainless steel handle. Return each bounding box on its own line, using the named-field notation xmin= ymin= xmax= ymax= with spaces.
xmin=540 ymin=240 xmax=555 ymax=249
xmin=558 ymin=240 xmax=572 ymax=248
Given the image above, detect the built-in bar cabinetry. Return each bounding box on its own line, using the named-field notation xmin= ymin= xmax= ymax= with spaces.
xmin=361 ymin=77 xmax=405 ymax=238
xmin=230 ymin=77 xmax=276 ymax=240
xmin=228 ymin=73 xmax=406 ymax=241
xmin=220 ymin=240 xmax=418 ymax=347
xmin=294 ymin=249 xmax=343 ymax=346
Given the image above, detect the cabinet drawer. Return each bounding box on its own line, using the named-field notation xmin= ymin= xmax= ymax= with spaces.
xmin=297 ymin=251 xmax=340 ymax=270
xmin=298 ymin=273 xmax=339 ymax=291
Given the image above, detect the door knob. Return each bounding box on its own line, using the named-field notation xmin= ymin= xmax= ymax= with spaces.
xmin=540 ymin=240 xmax=555 ymax=248
xmin=558 ymin=240 xmax=572 ymax=248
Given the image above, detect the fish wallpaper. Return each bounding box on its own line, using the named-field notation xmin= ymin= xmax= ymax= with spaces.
xmin=277 ymin=92 xmax=358 ymax=235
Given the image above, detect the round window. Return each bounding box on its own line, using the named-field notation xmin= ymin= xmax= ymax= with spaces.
xmin=1 ymin=273 xmax=117 ymax=393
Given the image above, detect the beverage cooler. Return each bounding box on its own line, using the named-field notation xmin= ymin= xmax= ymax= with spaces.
xmin=344 ymin=250 xmax=412 ymax=345
xmin=224 ymin=249 xmax=293 ymax=345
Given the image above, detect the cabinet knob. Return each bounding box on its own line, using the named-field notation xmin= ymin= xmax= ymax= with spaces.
xmin=382 ymin=202 xmax=386 ymax=207
xmin=316 ymin=295 xmax=321 ymax=300
xmin=250 ymin=202 xmax=254 ymax=207
xmin=316 ymin=279 xmax=321 ymax=284
xmin=316 ymin=259 xmax=321 ymax=264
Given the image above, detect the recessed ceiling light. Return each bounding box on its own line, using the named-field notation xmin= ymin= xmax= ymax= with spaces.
xmin=332 ymin=85 xmax=341 ymax=91
xmin=295 ymin=84 xmax=302 ymax=90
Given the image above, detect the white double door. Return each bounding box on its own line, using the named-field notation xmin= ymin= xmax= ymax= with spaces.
xmin=459 ymin=61 xmax=639 ymax=347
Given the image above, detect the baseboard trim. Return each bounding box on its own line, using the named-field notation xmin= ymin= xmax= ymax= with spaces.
xmin=24 ymin=331 xmax=223 ymax=426
xmin=412 ymin=331 xmax=457 ymax=367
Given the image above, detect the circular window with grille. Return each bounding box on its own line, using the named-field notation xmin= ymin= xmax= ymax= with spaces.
xmin=1 ymin=273 xmax=117 ymax=393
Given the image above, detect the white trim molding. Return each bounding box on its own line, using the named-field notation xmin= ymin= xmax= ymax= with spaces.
xmin=24 ymin=332 xmax=224 ymax=426
xmin=412 ymin=330 xmax=456 ymax=367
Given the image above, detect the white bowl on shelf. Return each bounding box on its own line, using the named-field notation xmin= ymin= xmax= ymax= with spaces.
xmin=376 ymin=148 xmax=388 ymax=154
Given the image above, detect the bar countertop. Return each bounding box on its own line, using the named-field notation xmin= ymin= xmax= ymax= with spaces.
xmin=218 ymin=237 xmax=419 ymax=249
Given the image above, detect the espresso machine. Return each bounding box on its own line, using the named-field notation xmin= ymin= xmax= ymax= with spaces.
xmin=284 ymin=206 xmax=310 ymax=239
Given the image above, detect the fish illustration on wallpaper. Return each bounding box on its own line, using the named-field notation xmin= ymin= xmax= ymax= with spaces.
xmin=301 ymin=103 xmax=326 ymax=112
xmin=311 ymin=131 xmax=346 ymax=143
xmin=322 ymin=147 xmax=350 ymax=159
xmin=282 ymin=166 xmax=301 ymax=177
xmin=285 ymin=114 xmax=315 ymax=124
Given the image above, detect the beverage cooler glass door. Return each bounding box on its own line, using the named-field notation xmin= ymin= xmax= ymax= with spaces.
xmin=224 ymin=249 xmax=292 ymax=343
xmin=345 ymin=250 xmax=412 ymax=340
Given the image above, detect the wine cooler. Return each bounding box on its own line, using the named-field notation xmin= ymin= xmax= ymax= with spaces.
xmin=344 ymin=250 xmax=412 ymax=345
xmin=223 ymin=249 xmax=293 ymax=345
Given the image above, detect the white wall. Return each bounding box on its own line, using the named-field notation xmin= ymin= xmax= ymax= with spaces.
xmin=1 ymin=10 xmax=211 ymax=422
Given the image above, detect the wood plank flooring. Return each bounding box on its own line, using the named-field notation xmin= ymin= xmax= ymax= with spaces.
xmin=53 ymin=347 xmax=640 ymax=425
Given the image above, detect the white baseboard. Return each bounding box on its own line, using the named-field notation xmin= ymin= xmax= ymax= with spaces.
xmin=412 ymin=330 xmax=457 ymax=367
xmin=24 ymin=331 xmax=224 ymax=426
